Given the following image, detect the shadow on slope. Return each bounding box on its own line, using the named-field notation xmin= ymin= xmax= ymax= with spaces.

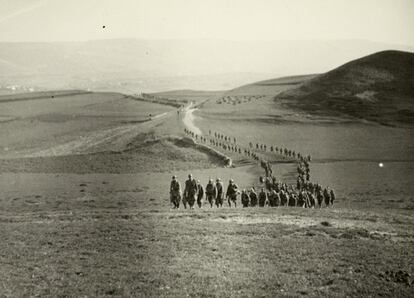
xmin=276 ymin=50 xmax=414 ymax=125
xmin=0 ymin=133 xmax=226 ymax=174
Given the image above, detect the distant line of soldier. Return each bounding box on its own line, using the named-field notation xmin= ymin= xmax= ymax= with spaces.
xmin=183 ymin=128 xmax=311 ymax=165
xmin=184 ymin=127 xmax=311 ymax=190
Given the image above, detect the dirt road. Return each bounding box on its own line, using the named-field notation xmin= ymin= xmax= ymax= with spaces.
xmin=182 ymin=103 xmax=202 ymax=135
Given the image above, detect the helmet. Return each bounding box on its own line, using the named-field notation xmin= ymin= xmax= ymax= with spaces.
xmin=229 ymin=179 xmax=234 ymax=183
xmin=172 ymin=175 xmax=177 ymax=179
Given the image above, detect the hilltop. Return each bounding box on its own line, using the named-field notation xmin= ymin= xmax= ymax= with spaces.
xmin=276 ymin=50 xmax=414 ymax=125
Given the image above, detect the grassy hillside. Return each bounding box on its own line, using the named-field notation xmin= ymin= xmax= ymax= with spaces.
xmin=276 ymin=50 xmax=414 ymax=125
xmin=226 ymin=74 xmax=317 ymax=96
xmin=0 ymin=91 xmax=175 ymax=157
xmin=0 ymin=87 xmax=413 ymax=297
xmin=0 ymin=90 xmax=89 ymax=103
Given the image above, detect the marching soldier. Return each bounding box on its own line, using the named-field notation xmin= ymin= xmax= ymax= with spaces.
xmin=196 ymin=180 xmax=204 ymax=208
xmin=215 ymin=178 xmax=224 ymax=207
xmin=249 ymin=188 xmax=258 ymax=207
xmin=258 ymin=188 xmax=267 ymax=207
xmin=330 ymin=189 xmax=336 ymax=206
xmin=297 ymin=191 xmax=306 ymax=208
xmin=184 ymin=174 xmax=198 ymax=209
xmin=323 ymin=188 xmax=331 ymax=207
xmin=169 ymin=175 xmax=181 ymax=209
xmin=288 ymin=192 xmax=297 ymax=207
xmin=273 ymin=190 xmax=280 ymax=207
xmin=205 ymin=179 xmax=216 ymax=207
xmin=241 ymin=189 xmax=249 ymax=207
xmin=308 ymin=192 xmax=316 ymax=208
xmin=267 ymin=189 xmax=275 ymax=207
xmin=265 ymin=176 xmax=272 ymax=190
xmin=226 ymin=179 xmax=239 ymax=207
xmin=316 ymin=190 xmax=323 ymax=208
xmin=280 ymin=189 xmax=288 ymax=206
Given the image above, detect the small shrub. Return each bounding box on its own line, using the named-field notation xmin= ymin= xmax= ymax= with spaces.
xmin=321 ymin=221 xmax=331 ymax=227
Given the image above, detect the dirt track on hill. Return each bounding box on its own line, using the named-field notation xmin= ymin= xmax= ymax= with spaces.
xmin=183 ymin=103 xmax=202 ymax=135
xmin=18 ymin=111 xmax=170 ymax=158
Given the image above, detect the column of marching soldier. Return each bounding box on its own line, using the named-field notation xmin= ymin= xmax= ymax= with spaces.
xmin=174 ymin=129 xmax=336 ymax=209
xmin=183 ymin=128 xmax=312 ymax=165
xmin=169 ymin=173 xmax=336 ymax=209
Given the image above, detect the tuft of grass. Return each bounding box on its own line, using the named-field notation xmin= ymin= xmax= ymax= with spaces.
xmin=321 ymin=221 xmax=332 ymax=227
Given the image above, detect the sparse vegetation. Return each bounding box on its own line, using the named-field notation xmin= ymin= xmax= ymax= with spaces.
xmin=1 ymin=51 xmax=414 ymax=296
xmin=216 ymin=94 xmax=266 ymax=105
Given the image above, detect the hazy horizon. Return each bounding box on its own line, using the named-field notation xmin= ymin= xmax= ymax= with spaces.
xmin=1 ymin=0 xmax=413 ymax=45
xmin=0 ymin=0 xmax=413 ymax=92
xmin=1 ymin=38 xmax=413 ymax=93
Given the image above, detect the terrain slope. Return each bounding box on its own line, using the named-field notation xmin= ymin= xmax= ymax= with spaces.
xmin=1 ymin=52 xmax=413 ymax=297
xmin=276 ymin=50 xmax=414 ymax=125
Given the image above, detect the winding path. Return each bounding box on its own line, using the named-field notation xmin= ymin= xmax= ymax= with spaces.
xmin=182 ymin=103 xmax=202 ymax=136
xmin=181 ymin=102 xmax=233 ymax=167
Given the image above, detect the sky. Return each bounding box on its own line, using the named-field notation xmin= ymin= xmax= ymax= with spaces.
xmin=0 ymin=0 xmax=413 ymax=45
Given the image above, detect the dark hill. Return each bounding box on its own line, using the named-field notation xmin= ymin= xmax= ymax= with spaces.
xmin=276 ymin=50 xmax=414 ymax=125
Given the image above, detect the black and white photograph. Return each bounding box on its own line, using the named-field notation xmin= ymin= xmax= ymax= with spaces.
xmin=0 ymin=0 xmax=413 ymax=296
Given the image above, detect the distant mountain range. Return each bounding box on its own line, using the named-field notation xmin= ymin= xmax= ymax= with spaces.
xmin=276 ymin=50 xmax=414 ymax=125
xmin=0 ymin=38 xmax=413 ymax=93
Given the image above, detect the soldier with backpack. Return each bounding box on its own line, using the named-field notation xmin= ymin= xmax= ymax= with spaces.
xmin=226 ymin=179 xmax=239 ymax=207
xmin=215 ymin=178 xmax=224 ymax=207
xmin=196 ymin=180 xmax=204 ymax=208
xmin=258 ymin=188 xmax=267 ymax=207
xmin=169 ymin=175 xmax=181 ymax=209
xmin=249 ymin=188 xmax=258 ymax=207
xmin=330 ymin=189 xmax=336 ymax=206
xmin=184 ymin=174 xmax=198 ymax=209
xmin=205 ymin=179 xmax=216 ymax=208
xmin=241 ymin=189 xmax=249 ymax=207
